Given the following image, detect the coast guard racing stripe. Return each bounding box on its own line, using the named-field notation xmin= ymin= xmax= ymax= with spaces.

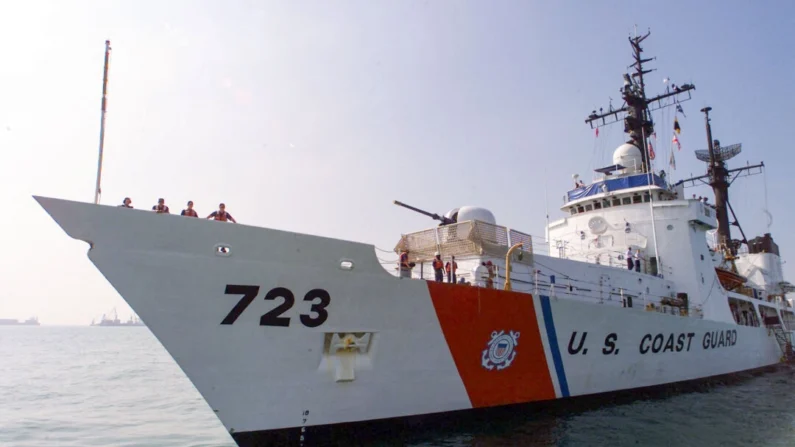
xmin=427 ymin=283 xmax=556 ymax=408
xmin=540 ymin=295 xmax=570 ymax=397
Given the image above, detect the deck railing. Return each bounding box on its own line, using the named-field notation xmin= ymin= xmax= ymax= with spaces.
xmin=394 ymin=220 xmax=533 ymax=263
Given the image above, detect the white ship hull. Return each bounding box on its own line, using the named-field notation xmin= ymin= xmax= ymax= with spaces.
xmin=35 ymin=196 xmax=786 ymax=446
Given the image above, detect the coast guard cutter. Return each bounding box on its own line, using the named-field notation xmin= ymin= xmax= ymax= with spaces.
xmin=34 ymin=31 xmax=793 ymax=446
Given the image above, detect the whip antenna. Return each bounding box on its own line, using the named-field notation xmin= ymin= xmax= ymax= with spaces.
xmin=94 ymin=39 xmax=111 ymax=204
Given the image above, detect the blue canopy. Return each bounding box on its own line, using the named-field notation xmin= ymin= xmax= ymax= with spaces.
xmin=567 ymin=173 xmax=668 ymax=202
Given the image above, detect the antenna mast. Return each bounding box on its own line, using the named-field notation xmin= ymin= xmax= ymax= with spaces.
xmin=585 ymin=30 xmax=696 ymax=172
xmin=677 ymin=107 xmax=764 ymax=255
xmin=94 ymin=40 xmax=111 ymax=204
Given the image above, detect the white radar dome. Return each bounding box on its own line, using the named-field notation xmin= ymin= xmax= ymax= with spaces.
xmin=613 ymin=143 xmax=643 ymax=174
xmin=456 ymin=206 xmax=496 ymax=225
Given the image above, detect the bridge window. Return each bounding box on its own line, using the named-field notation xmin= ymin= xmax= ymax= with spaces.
xmin=585 ymin=204 xmax=593 ymax=211
xmin=602 ymin=200 xmax=611 ymax=208
xmin=613 ymin=198 xmax=621 ymax=206
xmin=622 ymin=197 xmax=631 ymax=205
xmin=594 ymin=202 xmax=602 ymax=210
xmin=633 ymin=195 xmax=642 ymax=204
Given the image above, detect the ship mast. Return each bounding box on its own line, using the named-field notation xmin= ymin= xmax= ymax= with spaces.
xmin=678 ymin=107 xmax=764 ymax=256
xmin=585 ymin=30 xmax=695 ymax=172
xmin=94 ymin=39 xmax=111 ymax=205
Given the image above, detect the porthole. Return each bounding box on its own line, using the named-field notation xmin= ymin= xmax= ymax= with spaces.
xmin=339 ymin=260 xmax=354 ymax=271
xmin=214 ymin=244 xmax=232 ymax=256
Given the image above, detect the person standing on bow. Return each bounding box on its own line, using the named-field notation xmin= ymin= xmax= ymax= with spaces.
xmin=152 ymin=198 xmax=170 ymax=214
xmin=207 ymin=203 xmax=236 ymax=223
xmin=180 ymin=201 xmax=198 ymax=217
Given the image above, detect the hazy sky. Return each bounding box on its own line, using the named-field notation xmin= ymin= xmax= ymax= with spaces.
xmin=2 ymin=1 xmax=794 ymax=325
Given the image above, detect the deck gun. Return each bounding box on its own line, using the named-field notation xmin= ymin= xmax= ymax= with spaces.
xmin=393 ymin=200 xmax=456 ymax=226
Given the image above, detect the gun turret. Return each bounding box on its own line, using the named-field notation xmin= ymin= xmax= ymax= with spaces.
xmin=393 ymin=200 xmax=456 ymax=226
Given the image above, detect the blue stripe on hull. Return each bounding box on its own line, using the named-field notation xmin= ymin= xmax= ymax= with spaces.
xmin=540 ymin=295 xmax=570 ymax=398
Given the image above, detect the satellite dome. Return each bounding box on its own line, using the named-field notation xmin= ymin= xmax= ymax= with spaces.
xmin=457 ymin=206 xmax=496 ymax=225
xmin=613 ymin=143 xmax=643 ymax=174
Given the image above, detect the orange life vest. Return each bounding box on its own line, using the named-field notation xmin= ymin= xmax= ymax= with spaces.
xmin=400 ymin=252 xmax=409 ymax=268
xmin=214 ymin=211 xmax=228 ymax=221
xmin=433 ymin=259 xmax=443 ymax=270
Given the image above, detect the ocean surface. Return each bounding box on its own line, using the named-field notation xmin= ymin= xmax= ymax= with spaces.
xmin=1 ymin=326 xmax=794 ymax=447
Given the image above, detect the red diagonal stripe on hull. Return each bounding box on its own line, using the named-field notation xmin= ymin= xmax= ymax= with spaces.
xmin=427 ymin=282 xmax=556 ymax=408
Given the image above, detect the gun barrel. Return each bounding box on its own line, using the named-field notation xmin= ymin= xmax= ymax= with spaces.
xmin=393 ymin=200 xmax=436 ymax=218
xmin=393 ymin=200 xmax=453 ymax=225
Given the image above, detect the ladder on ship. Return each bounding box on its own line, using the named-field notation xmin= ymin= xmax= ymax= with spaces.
xmin=771 ymin=325 xmax=794 ymax=362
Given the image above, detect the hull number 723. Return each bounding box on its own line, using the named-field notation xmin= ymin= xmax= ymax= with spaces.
xmin=220 ymin=285 xmax=330 ymax=328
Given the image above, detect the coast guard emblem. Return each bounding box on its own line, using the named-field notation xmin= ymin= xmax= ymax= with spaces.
xmin=481 ymin=330 xmax=520 ymax=371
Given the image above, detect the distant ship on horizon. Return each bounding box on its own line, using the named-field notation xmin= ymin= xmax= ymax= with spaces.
xmin=0 ymin=316 xmax=40 ymax=326
xmin=90 ymin=308 xmax=145 ymax=327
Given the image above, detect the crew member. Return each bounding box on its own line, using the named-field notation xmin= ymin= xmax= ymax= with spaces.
xmin=152 ymin=198 xmax=170 ymax=214
xmin=626 ymin=247 xmax=633 ymax=270
xmin=398 ymin=249 xmax=412 ymax=279
xmin=485 ymin=261 xmax=495 ymax=289
xmin=432 ymin=253 xmax=444 ymax=282
xmin=207 ymin=203 xmax=236 ymax=223
xmin=119 ymin=197 xmax=133 ymax=208
xmin=445 ymin=256 xmax=458 ymax=283
xmin=181 ymin=201 xmax=198 ymax=217
xmin=634 ymin=249 xmax=641 ymax=272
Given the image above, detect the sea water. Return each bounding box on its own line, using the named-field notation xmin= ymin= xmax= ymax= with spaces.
xmin=1 ymin=326 xmax=794 ymax=447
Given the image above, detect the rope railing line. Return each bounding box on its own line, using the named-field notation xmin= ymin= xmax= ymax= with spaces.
xmin=381 ymin=251 xmax=675 ymax=299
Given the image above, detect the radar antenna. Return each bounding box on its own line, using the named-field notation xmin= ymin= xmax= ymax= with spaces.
xmin=584 ymin=29 xmax=695 ymax=172
xmin=676 ymin=107 xmax=764 ymax=255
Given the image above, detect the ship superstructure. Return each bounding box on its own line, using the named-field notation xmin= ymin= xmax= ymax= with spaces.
xmin=33 ymin=31 xmax=793 ymax=447
xmin=396 ymin=31 xmax=789 ymax=337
